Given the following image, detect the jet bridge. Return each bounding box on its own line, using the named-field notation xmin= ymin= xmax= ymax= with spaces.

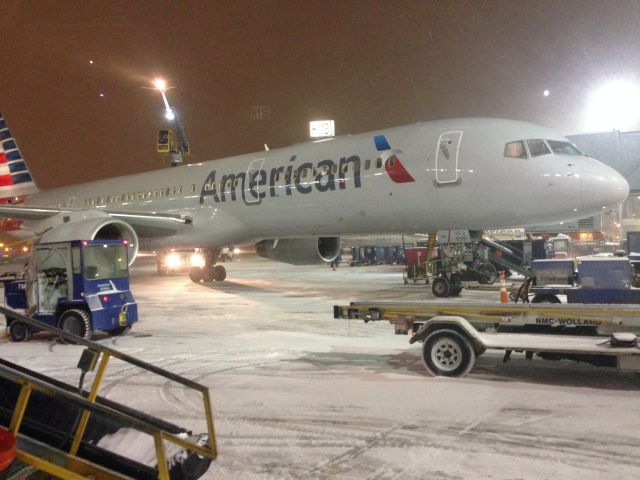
xmin=0 ymin=307 xmax=217 ymax=479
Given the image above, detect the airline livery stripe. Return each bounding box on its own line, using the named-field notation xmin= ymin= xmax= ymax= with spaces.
xmin=0 ymin=175 xmax=13 ymax=187
xmin=8 ymin=161 xmax=27 ymax=174
xmin=0 ymin=165 xmax=9 ymax=176
xmin=0 ymin=153 xmax=5 ymax=164
xmin=11 ymin=172 xmax=33 ymax=184
xmin=2 ymin=140 xmax=17 ymax=151
xmin=374 ymin=135 xmax=392 ymax=151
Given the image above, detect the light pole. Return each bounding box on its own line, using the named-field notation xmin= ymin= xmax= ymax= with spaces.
xmin=153 ymin=78 xmax=189 ymax=167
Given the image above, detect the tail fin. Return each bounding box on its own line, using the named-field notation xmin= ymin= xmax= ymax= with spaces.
xmin=0 ymin=113 xmax=39 ymax=201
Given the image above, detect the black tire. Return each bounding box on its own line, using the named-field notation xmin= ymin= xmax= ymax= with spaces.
xmin=8 ymin=321 xmax=31 ymax=342
xmin=450 ymin=285 xmax=463 ymax=296
xmin=106 ymin=326 xmax=130 ymax=336
xmin=202 ymin=265 xmax=216 ymax=282
xmin=58 ymin=309 xmax=92 ymax=340
xmin=477 ymin=263 xmax=497 ymax=285
xmin=214 ymin=265 xmax=226 ymax=281
xmin=531 ymin=294 xmax=561 ymax=304
xmin=189 ymin=267 xmax=203 ymax=283
xmin=422 ymin=329 xmax=476 ymax=377
xmin=432 ymin=277 xmax=450 ymax=298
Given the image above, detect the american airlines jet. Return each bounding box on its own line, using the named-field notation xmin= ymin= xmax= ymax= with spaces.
xmin=0 ymin=114 xmax=629 ymax=282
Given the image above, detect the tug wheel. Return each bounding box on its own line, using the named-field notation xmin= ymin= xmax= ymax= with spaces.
xmin=432 ymin=277 xmax=450 ymax=298
xmin=59 ymin=309 xmax=92 ymax=340
xmin=8 ymin=321 xmax=31 ymax=342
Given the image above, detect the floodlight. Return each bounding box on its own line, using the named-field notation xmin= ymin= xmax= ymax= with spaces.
xmin=154 ymin=78 xmax=167 ymax=92
xmin=165 ymin=109 xmax=175 ymax=121
xmin=584 ymin=79 xmax=640 ymax=132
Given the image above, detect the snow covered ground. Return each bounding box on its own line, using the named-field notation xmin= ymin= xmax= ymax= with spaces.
xmin=2 ymin=255 xmax=640 ymax=479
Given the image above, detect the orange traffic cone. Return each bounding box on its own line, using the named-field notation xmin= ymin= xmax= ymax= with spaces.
xmin=499 ymin=271 xmax=508 ymax=303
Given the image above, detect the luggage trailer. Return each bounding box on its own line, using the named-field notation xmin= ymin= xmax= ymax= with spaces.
xmin=333 ymin=302 xmax=640 ymax=377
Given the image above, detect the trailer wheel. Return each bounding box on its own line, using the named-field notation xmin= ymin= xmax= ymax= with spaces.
xmin=8 ymin=321 xmax=31 ymax=342
xmin=432 ymin=278 xmax=450 ymax=298
xmin=422 ymin=329 xmax=476 ymax=377
xmin=58 ymin=309 xmax=92 ymax=340
xmin=189 ymin=267 xmax=203 ymax=283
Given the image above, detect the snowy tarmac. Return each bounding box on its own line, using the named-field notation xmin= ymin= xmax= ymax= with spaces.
xmin=2 ymin=255 xmax=640 ymax=479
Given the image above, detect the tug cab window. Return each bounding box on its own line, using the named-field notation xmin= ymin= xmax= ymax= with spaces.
xmin=547 ymin=140 xmax=582 ymax=155
xmin=504 ymin=141 xmax=527 ymax=159
xmin=527 ymin=139 xmax=551 ymax=157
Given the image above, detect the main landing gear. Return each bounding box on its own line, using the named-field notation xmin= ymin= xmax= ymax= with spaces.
xmin=189 ymin=249 xmax=227 ymax=283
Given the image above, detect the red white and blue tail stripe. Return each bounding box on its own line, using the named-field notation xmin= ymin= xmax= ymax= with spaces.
xmin=0 ymin=113 xmax=39 ymax=199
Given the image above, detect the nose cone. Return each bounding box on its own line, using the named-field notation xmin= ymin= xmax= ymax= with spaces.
xmin=581 ymin=158 xmax=629 ymax=214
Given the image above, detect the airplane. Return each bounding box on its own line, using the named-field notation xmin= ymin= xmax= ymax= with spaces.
xmin=0 ymin=113 xmax=629 ymax=283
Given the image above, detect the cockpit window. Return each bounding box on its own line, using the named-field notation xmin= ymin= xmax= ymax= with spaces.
xmin=504 ymin=141 xmax=527 ymax=159
xmin=547 ymin=140 xmax=582 ymax=155
xmin=527 ymin=139 xmax=551 ymax=157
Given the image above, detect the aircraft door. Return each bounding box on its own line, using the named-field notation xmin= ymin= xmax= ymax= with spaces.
xmin=435 ymin=131 xmax=463 ymax=184
xmin=245 ymin=158 xmax=266 ymax=205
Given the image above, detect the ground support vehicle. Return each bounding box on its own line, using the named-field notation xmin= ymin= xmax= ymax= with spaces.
xmin=0 ymin=309 xmax=217 ymax=479
xmin=3 ymin=239 xmax=137 ymax=342
xmin=402 ymin=247 xmax=431 ymax=284
xmin=333 ymin=301 xmax=640 ymax=377
xmin=525 ymin=257 xmax=640 ymax=304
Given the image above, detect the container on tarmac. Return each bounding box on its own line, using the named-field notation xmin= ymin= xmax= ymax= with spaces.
xmin=4 ymin=239 xmax=137 ymax=342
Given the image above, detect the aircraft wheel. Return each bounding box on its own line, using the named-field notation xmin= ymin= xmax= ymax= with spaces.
xmin=8 ymin=320 xmax=31 ymax=342
xmin=59 ymin=309 xmax=92 ymax=340
xmin=189 ymin=267 xmax=203 ymax=283
xmin=202 ymin=265 xmax=216 ymax=282
xmin=432 ymin=277 xmax=450 ymax=298
xmin=214 ymin=265 xmax=227 ymax=281
xmin=422 ymin=329 xmax=476 ymax=377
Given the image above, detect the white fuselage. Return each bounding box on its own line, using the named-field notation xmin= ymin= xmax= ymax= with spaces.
xmin=24 ymin=118 xmax=629 ymax=250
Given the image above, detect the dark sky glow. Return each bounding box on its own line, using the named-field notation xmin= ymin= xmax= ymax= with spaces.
xmin=2 ymin=0 xmax=640 ymax=188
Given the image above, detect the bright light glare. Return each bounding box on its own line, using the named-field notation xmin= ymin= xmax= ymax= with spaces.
xmin=154 ymin=78 xmax=167 ymax=91
xmin=190 ymin=253 xmax=205 ymax=267
xmin=585 ymin=79 xmax=640 ymax=132
xmin=165 ymin=109 xmax=175 ymax=121
xmin=165 ymin=253 xmax=183 ymax=269
xmin=543 ymin=89 xmax=550 ymax=97
xmin=233 ymin=248 xmax=241 ymax=254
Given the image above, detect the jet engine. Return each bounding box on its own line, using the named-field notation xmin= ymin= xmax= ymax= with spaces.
xmin=255 ymin=237 xmax=340 ymax=265
xmin=38 ymin=216 xmax=139 ymax=265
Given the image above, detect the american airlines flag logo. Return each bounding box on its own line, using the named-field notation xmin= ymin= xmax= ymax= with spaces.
xmin=0 ymin=114 xmax=35 ymax=190
xmin=373 ymin=134 xmax=415 ymax=183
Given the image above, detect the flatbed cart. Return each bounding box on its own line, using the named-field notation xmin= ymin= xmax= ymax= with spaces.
xmin=333 ymin=301 xmax=640 ymax=377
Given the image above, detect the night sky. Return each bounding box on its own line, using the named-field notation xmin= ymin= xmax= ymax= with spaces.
xmin=2 ymin=0 xmax=640 ymax=189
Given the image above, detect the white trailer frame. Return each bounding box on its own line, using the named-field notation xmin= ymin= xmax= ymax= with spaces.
xmin=334 ymin=302 xmax=640 ymax=377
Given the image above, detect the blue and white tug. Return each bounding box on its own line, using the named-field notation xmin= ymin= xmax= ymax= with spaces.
xmin=4 ymin=239 xmax=137 ymax=342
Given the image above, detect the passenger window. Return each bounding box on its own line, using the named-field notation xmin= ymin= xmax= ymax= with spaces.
xmin=365 ymin=159 xmax=371 ymax=170
xmin=342 ymin=164 xmax=348 ymax=173
xmin=332 ymin=165 xmax=338 ymax=174
xmin=376 ymin=158 xmax=382 ymax=168
xmin=504 ymin=141 xmax=527 ymax=159
xmin=527 ymin=139 xmax=551 ymax=157
xmin=389 ymin=157 xmax=396 ymax=167
xmin=302 ymin=169 xmax=308 ymax=179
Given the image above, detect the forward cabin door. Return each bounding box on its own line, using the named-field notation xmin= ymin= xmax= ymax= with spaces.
xmin=435 ymin=131 xmax=463 ymax=184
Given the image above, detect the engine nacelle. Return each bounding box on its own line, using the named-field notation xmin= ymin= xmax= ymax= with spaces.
xmin=255 ymin=237 xmax=340 ymax=265
xmin=39 ymin=217 xmax=139 ymax=265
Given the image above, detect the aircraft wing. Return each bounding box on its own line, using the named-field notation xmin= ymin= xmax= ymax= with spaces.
xmin=0 ymin=204 xmax=192 ymax=237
